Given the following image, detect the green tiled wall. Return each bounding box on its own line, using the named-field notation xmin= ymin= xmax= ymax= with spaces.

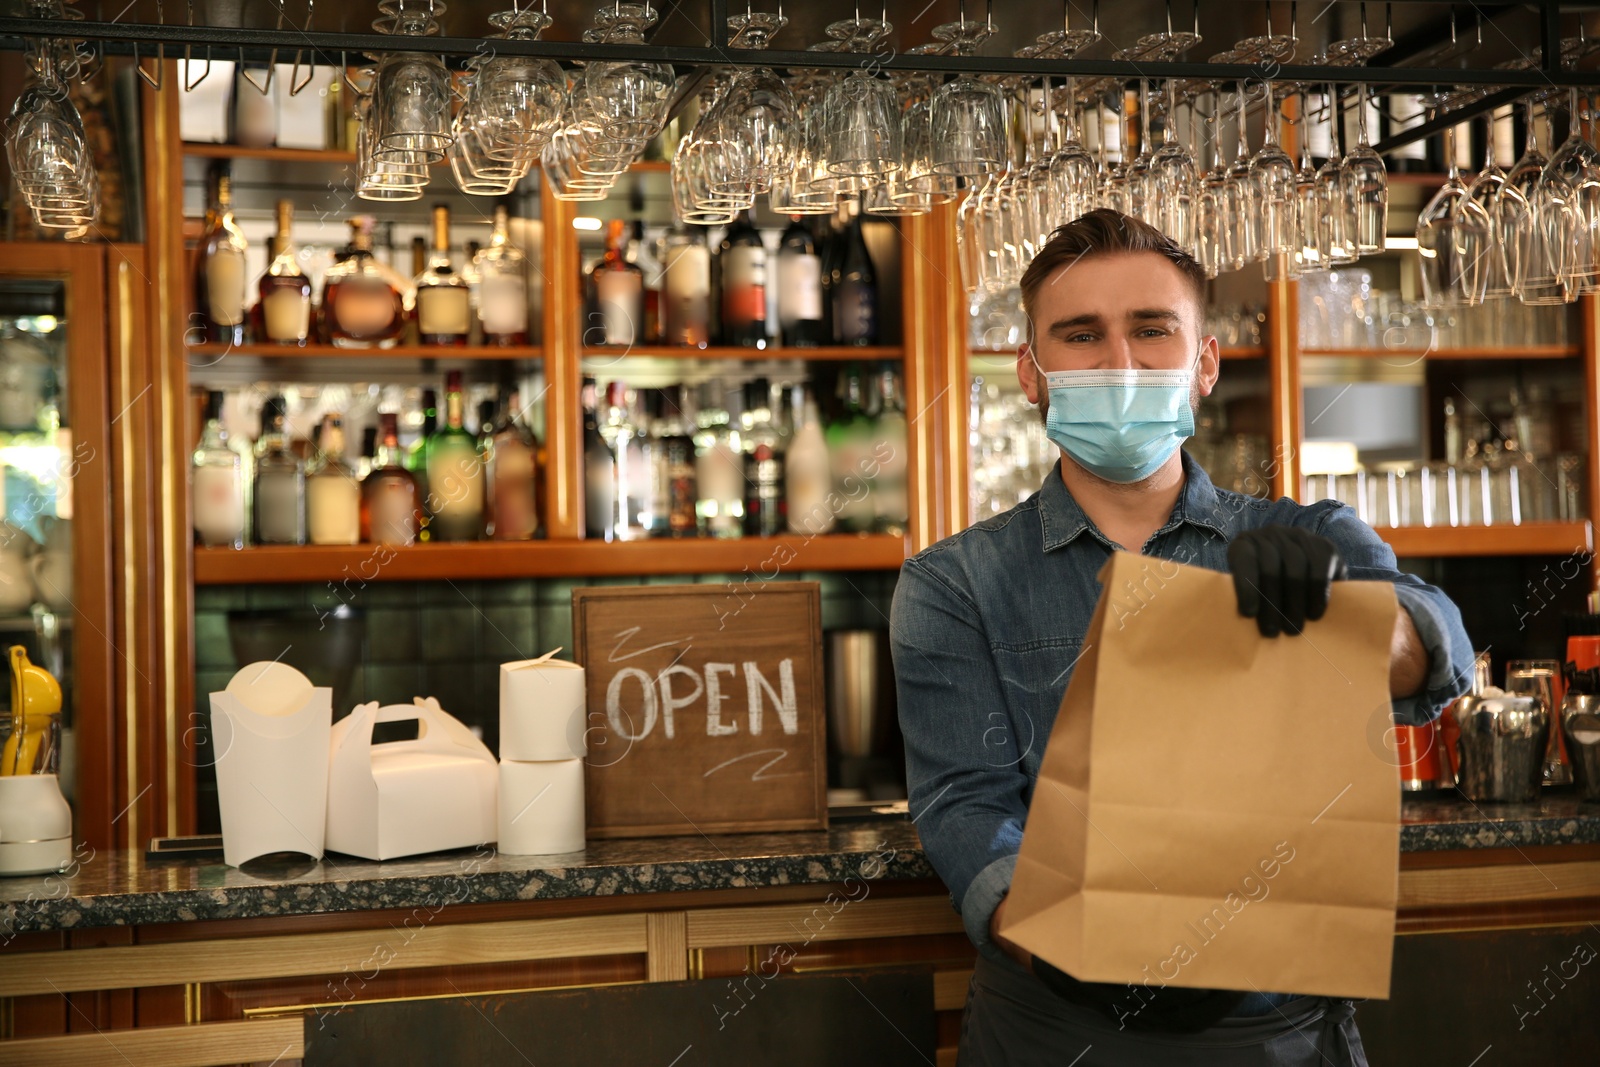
xmin=191 ymin=569 xmax=900 ymax=831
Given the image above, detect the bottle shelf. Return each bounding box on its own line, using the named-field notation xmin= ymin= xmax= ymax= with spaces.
xmin=1219 ymin=347 xmax=1265 ymax=360
xmin=1378 ymin=521 xmax=1593 ymax=558
xmin=1303 ymin=346 xmax=1578 ymax=361
xmin=581 ymin=344 xmax=902 ymax=363
xmin=182 ymin=142 xmax=358 ymax=164
xmin=193 ymin=534 xmax=907 ymax=584
xmin=185 ymin=343 xmax=542 ymax=361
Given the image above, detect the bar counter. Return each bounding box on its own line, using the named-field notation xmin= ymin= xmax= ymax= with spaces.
xmin=3 ymin=795 xmax=1598 ymax=934
xmin=1 ymin=799 xmax=1597 ymax=1067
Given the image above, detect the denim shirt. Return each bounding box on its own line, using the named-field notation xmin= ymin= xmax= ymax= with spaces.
xmin=890 ymin=453 xmax=1474 ymax=969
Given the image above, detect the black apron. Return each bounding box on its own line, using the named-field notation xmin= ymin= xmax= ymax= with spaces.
xmin=958 ymin=956 xmax=1369 ymax=1067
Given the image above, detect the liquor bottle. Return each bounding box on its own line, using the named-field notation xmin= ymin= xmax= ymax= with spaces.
xmin=873 ymin=365 xmax=909 ymax=536
xmin=253 ymin=395 xmax=305 ymax=545
xmin=818 ymin=209 xmax=843 ymax=343
xmin=194 ymin=173 xmax=249 ymax=346
xmin=827 ymin=365 xmax=878 ymax=533
xmin=590 ymin=219 xmax=645 ymax=347
xmin=257 ymin=199 xmax=312 ymax=346
xmin=362 ymin=412 xmax=421 ymax=546
xmin=661 ymin=223 xmax=711 ymax=347
xmin=598 ymin=381 xmax=646 ymax=541
xmin=410 ymin=236 xmax=427 ymax=280
xmin=662 ymin=414 xmax=700 ymax=540
xmin=742 ymin=379 xmax=785 ymax=537
xmin=627 ymin=220 xmax=662 ymax=343
xmin=320 ymin=217 xmax=406 ymax=348
xmin=582 ymin=377 xmax=616 ymax=541
xmin=486 ymin=390 xmax=540 ymax=541
xmin=476 ymin=399 xmax=497 ymax=441
xmin=357 ymin=425 xmax=379 ymax=481
xmin=833 ymin=209 xmax=879 ymax=346
xmin=475 ymin=206 xmax=530 ymax=346
xmin=414 ymin=205 xmax=472 ymax=346
xmin=785 ymin=384 xmax=833 ymax=536
xmin=425 ymin=370 xmax=486 ymax=540
xmin=778 ymin=217 xmax=826 ymax=347
xmin=693 ymin=379 xmax=743 ymax=538
xmin=192 ymin=390 xmax=245 ymax=549
xmin=306 ymin=414 xmax=361 ymax=546
xmin=719 ymin=209 xmax=769 ymax=347
xmin=406 ymin=389 xmax=437 ymax=542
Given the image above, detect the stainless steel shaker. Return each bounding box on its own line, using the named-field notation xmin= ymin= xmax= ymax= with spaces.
xmin=1452 ymin=692 xmax=1548 ymax=803
xmin=1561 ymin=694 xmax=1600 ymax=802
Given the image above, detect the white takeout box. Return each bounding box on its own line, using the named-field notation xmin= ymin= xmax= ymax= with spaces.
xmin=210 ymin=663 xmax=332 ymax=868
xmin=325 ymin=696 xmax=497 ymax=860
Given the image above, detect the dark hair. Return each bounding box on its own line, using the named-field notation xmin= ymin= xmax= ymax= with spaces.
xmin=1019 ymin=209 xmax=1207 ymax=341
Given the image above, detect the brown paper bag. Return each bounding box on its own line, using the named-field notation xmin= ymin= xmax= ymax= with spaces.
xmin=999 ymin=551 xmax=1400 ymax=1001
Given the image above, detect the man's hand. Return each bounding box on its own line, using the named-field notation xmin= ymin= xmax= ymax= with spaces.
xmin=1227 ymin=526 xmax=1347 ymax=637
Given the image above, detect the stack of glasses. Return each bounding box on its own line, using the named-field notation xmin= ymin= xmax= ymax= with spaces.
xmin=5 ymin=29 xmax=100 ymax=234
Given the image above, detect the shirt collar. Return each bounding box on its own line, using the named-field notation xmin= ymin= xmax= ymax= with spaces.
xmin=1037 ymin=451 xmax=1233 ymax=553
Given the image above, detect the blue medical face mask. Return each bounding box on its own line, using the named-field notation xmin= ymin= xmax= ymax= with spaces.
xmin=1032 ymin=347 xmax=1201 ymax=484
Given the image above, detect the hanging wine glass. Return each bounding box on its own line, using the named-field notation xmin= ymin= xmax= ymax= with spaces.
xmin=1099 ymin=100 xmax=1132 ymax=214
xmin=930 ymin=16 xmax=1005 ymax=177
xmin=1508 ymin=99 xmax=1568 ymax=304
xmin=1466 ymin=110 xmax=1516 ymax=299
xmin=1195 ymin=90 xmax=1232 ymax=278
xmin=824 ymin=17 xmax=902 ymax=178
xmin=1226 ymin=87 xmax=1260 ymax=267
xmin=1342 ymin=82 xmax=1388 ymax=257
xmin=1417 ymin=119 xmax=1493 ymax=308
xmin=1151 ymin=80 xmax=1197 ymax=250
xmin=1293 ymin=90 xmax=1323 ymax=273
xmin=584 ymin=3 xmax=674 ymax=145
xmin=1127 ymin=80 xmax=1158 ymax=225
xmin=1048 ymin=77 xmax=1097 ymax=227
xmin=1315 ymin=86 xmax=1357 ymax=266
xmin=1541 ymin=88 xmax=1600 ymax=295
xmin=1250 ymin=83 xmax=1298 ymax=258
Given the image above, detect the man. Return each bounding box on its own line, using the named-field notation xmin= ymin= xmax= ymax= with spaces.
xmin=890 ymin=210 xmax=1473 ymax=1066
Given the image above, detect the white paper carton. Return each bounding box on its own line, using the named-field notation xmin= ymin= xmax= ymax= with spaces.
xmin=209 ymin=663 xmax=332 ymax=868
xmin=498 ymin=759 xmax=585 ymax=855
xmin=499 ymin=657 xmax=587 ymax=761
xmin=326 ymin=697 xmax=497 ymax=860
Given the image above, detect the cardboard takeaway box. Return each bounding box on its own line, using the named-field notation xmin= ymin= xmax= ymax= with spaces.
xmin=325 ymin=696 xmax=498 ymax=861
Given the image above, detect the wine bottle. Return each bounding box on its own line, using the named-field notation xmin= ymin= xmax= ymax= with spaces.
xmin=827 ymin=365 xmax=878 ymax=533
xmin=486 ymin=389 xmax=540 ymax=541
xmin=255 ymin=200 xmax=312 ymax=346
xmin=785 ymin=384 xmax=833 ymax=536
xmin=414 ymin=205 xmax=472 ymax=346
xmin=194 ymin=173 xmax=249 ymax=346
xmin=719 ymin=209 xmax=769 ymax=347
xmin=192 ymin=390 xmax=245 ymax=549
xmin=320 ymin=218 xmax=406 ymax=348
xmin=424 ymin=370 xmax=486 ymax=540
xmin=362 ymin=412 xmax=421 ymax=546
xmin=873 ymin=365 xmax=908 ymax=536
xmin=306 ymin=414 xmax=361 ymax=546
xmin=661 ymin=223 xmax=711 ymax=347
xmin=693 ymin=379 xmax=743 ymax=538
xmin=406 ymin=389 xmax=437 ymax=542
xmin=475 ymin=206 xmax=530 ymax=346
xmin=583 ymin=376 xmax=616 ymax=541
xmin=832 ymin=209 xmax=879 ymax=346
xmin=742 ymin=378 xmax=785 ymax=536
xmin=778 ymin=217 xmax=826 ymax=347
xmin=628 ymin=220 xmax=662 ymax=343
xmin=253 ymin=395 xmax=305 ymax=546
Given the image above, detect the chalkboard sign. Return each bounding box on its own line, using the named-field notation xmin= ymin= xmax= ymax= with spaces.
xmin=572 ymin=583 xmax=827 ymax=838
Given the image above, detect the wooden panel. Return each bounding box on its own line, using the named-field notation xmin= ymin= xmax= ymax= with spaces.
xmin=937 ymin=1048 xmax=959 ymax=1067
xmin=900 ymin=212 xmax=941 ymax=554
xmin=1379 ymin=521 xmax=1592 ymax=558
xmin=933 ymin=969 xmax=972 ymax=1011
xmin=542 ymin=184 xmax=581 ymax=540
xmin=1268 ymin=275 xmax=1301 ymax=500
xmin=1399 ymin=859 xmax=1600 ymax=909
xmin=185 ymin=342 xmax=542 ymax=361
xmin=573 ymin=583 xmax=828 ymax=838
xmin=1304 ymin=345 xmax=1579 ymax=360
xmin=0 ymin=914 xmax=646 ymax=997
xmin=193 ymin=534 xmax=906 ymax=584
xmin=645 ymin=912 xmax=688 ymax=982
xmin=685 ymin=897 xmax=965 ymax=949
xmin=0 ymin=1017 xmax=303 ymax=1067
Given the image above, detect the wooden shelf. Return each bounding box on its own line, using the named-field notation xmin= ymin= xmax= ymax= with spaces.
xmin=185 ymin=343 xmax=542 ymax=361
xmin=182 ymin=142 xmax=357 ymax=164
xmin=1379 ymin=521 xmax=1593 ymax=558
xmin=582 ymin=345 xmax=902 ymax=362
xmin=1219 ymin=347 xmax=1265 ymax=360
xmin=1302 ymin=346 xmax=1578 ymax=360
xmin=193 ymin=534 xmax=907 ymax=584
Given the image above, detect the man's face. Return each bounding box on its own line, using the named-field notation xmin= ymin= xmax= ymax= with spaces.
xmin=1017 ymin=251 xmax=1221 ymax=418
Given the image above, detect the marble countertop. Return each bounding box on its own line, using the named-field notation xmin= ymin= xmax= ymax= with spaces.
xmin=3 ymin=794 xmax=1597 ymax=936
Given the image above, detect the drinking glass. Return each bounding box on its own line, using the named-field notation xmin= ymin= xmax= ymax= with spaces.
xmin=1541 ymin=89 xmax=1600 ymax=295
xmin=1315 ymin=87 xmax=1356 ymax=266
xmin=1047 ymin=79 xmax=1096 ymax=226
xmin=1250 ymin=85 xmax=1298 ymax=257
xmin=929 ymin=18 xmax=1004 ymax=177
xmin=1466 ymin=111 xmax=1516 ymax=299
xmin=825 ymin=69 xmax=903 ymax=178
xmin=1342 ymin=83 xmax=1388 ymax=258
xmin=584 ymin=3 xmax=673 ymax=143
xmin=1150 ymin=81 xmax=1197 ymax=250
xmin=1198 ymin=91 xmax=1236 ymax=277
xmin=1226 ymin=88 xmax=1260 ymax=267
xmin=371 ymin=52 xmax=452 ymax=162
xmin=1508 ymin=100 xmax=1568 ymax=304
xmin=1417 ymin=121 xmax=1493 ymax=308
xmin=1293 ymin=91 xmax=1323 ymax=273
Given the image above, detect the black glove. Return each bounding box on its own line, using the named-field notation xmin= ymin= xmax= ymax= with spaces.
xmin=1227 ymin=525 xmax=1347 ymax=638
